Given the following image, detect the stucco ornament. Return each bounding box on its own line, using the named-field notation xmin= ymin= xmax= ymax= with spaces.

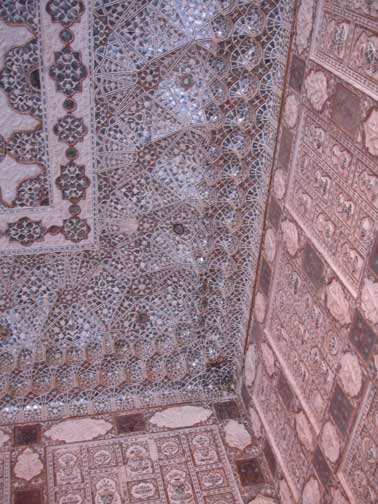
xmin=14 ymin=448 xmax=43 ymax=482
xmin=296 ymin=0 xmax=315 ymax=54
xmin=224 ymin=420 xmax=252 ymax=450
xmin=284 ymin=94 xmax=299 ymax=128
xmin=339 ymin=352 xmax=362 ymax=397
xmin=305 ymin=71 xmax=329 ymax=112
xmin=326 ymin=279 xmax=351 ymax=325
xmin=249 ymin=496 xmax=276 ymax=504
xmin=249 ymin=407 xmax=262 ymax=438
xmin=374 ymin=353 xmax=378 ymax=372
xmin=255 ymin=291 xmax=267 ymax=323
xmin=333 ymin=489 xmax=348 ymax=504
xmin=279 ymin=479 xmax=294 ymax=504
xmin=245 ymin=344 xmax=257 ymax=386
xmin=45 ymin=418 xmax=112 ymax=443
xmin=303 ymin=477 xmax=321 ymax=504
xmin=261 ymin=342 xmax=275 ymax=376
xmin=321 ymin=421 xmax=340 ymax=464
xmin=0 ymin=429 xmax=10 ymax=448
xmin=296 ymin=411 xmax=314 ymax=452
xmin=273 ymin=168 xmax=286 ymax=200
xmin=281 ymin=220 xmax=299 ymax=256
xmin=364 ymin=108 xmax=378 ymax=156
xmin=361 ymin=277 xmax=378 ymax=324
xmin=150 ymin=405 xmax=212 ymax=428
xmin=264 ymin=228 xmax=276 ymax=263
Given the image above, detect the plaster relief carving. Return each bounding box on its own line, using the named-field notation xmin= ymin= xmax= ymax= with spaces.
xmin=255 ymin=292 xmax=267 ymax=323
xmin=359 ymin=216 xmax=374 ymax=244
xmin=281 ymin=220 xmax=299 ymax=256
xmin=273 ymin=168 xmax=286 ymax=200
xmin=0 ymin=429 xmax=9 ymax=448
xmin=326 ymin=279 xmax=351 ymax=325
xmin=95 ymin=478 xmax=122 ymax=504
xmin=284 ymin=94 xmax=299 ymax=128
xmin=264 ymin=228 xmax=276 ymax=263
xmin=249 ymin=407 xmax=262 ymax=438
xmin=0 ymin=157 xmax=42 ymax=206
xmin=249 ymin=496 xmax=276 ymax=504
xmin=330 ymin=143 xmax=352 ymax=178
xmin=224 ymin=420 xmax=251 ymax=450
xmin=319 ymin=16 xmax=349 ymax=60
xmin=361 ymin=277 xmax=378 ymax=324
xmin=279 ymin=479 xmax=294 ymax=504
xmin=314 ymin=170 xmax=331 ymax=199
xmin=302 ymin=477 xmax=321 ymax=504
xmin=304 ymin=71 xmax=328 ymax=112
xmin=295 ymin=412 xmax=314 ymax=453
xmin=345 ymin=0 xmax=378 ymax=16
xmin=335 ymin=194 xmax=354 ymax=224
xmin=261 ymin=342 xmax=275 ymax=376
xmin=352 ymin=31 xmax=378 ymax=80
xmin=308 ymin=124 xmax=325 ymax=153
xmin=321 ymin=421 xmax=340 ymax=463
xmin=328 ymin=20 xmax=349 ymax=59
xmin=45 ymin=418 xmax=113 ymax=443
xmin=339 ymin=352 xmax=362 ymax=397
xmin=296 ymin=0 xmax=315 ymax=55
xmin=296 ymin=190 xmax=313 ymax=217
xmin=340 ymin=242 xmax=363 ymax=280
xmin=364 ymin=109 xmax=378 ymax=156
xmin=149 ymin=406 xmax=212 ymax=428
xmin=333 ymin=489 xmax=349 ymax=504
xmin=359 ymin=168 xmax=378 ymax=207
xmin=14 ymin=448 xmax=43 ymax=482
xmin=245 ymin=344 xmax=257 ymax=386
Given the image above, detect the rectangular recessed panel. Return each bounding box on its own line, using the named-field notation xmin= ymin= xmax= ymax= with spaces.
xmin=46 ymin=425 xmax=242 ymax=504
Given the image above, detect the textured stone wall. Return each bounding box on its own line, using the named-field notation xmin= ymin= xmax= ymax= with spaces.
xmin=243 ymin=1 xmax=378 ymax=503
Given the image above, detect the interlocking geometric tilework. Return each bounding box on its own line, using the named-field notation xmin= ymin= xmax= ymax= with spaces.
xmin=0 ymin=0 xmax=293 ymax=424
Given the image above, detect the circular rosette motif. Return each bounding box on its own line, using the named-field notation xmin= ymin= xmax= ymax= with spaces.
xmin=53 ymin=115 xmax=88 ymax=144
xmin=0 ymin=0 xmax=37 ymax=31
xmin=6 ymin=127 xmax=46 ymax=165
xmin=0 ymin=38 xmax=42 ymax=119
xmin=56 ymin=161 xmax=90 ymax=201
xmin=49 ymin=47 xmax=88 ymax=96
xmin=234 ymin=6 xmax=266 ymax=37
xmin=229 ymin=73 xmax=259 ymax=100
xmin=6 ymin=217 xmax=46 ymax=246
xmin=46 ymin=0 xmax=85 ymax=26
xmin=230 ymin=39 xmax=262 ymax=71
xmin=62 ymin=216 xmax=90 ymax=242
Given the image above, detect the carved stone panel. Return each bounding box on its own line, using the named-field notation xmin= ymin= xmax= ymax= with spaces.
xmin=339 ymin=386 xmax=378 ymax=503
xmin=312 ymin=2 xmax=378 ymax=101
xmin=46 ymin=425 xmax=242 ymax=504
xmin=265 ymin=245 xmax=350 ymax=430
xmin=254 ymin=365 xmax=308 ymax=501
xmin=287 ymin=108 xmax=378 ymax=296
xmin=0 ymin=452 xmax=11 ymax=504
